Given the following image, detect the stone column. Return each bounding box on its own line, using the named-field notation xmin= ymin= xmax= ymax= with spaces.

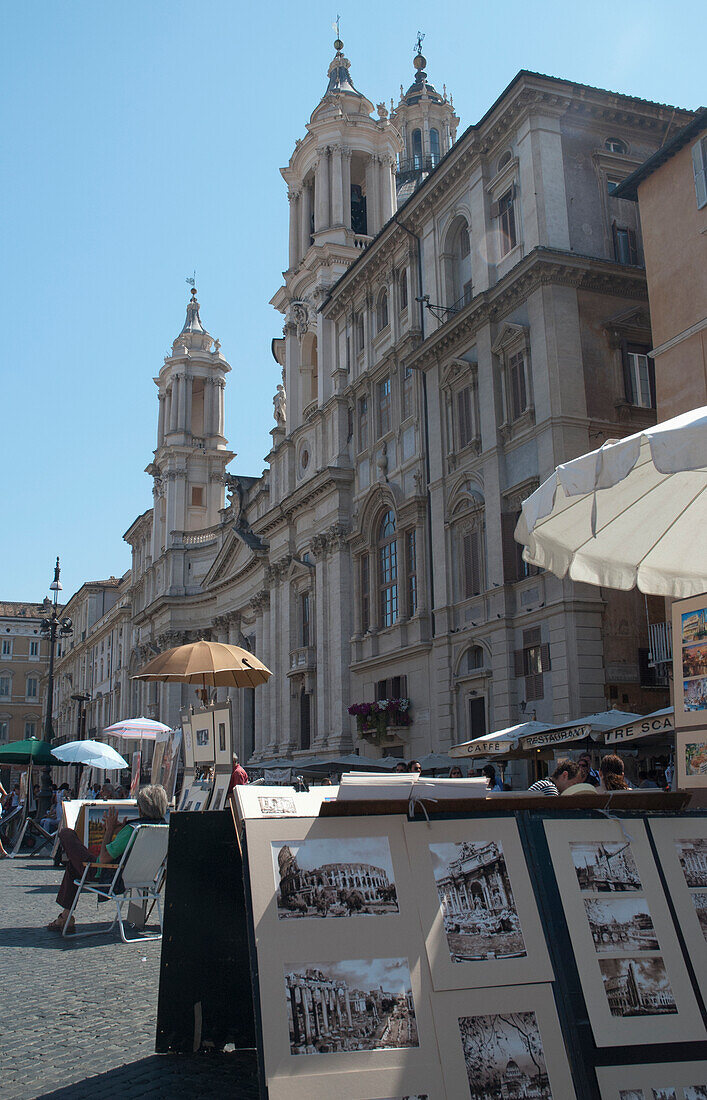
xmin=315 ymin=150 xmax=330 ymax=232
xmin=342 ymin=149 xmax=352 ymax=229
xmin=300 ymin=184 xmax=312 ymax=256
xmin=176 ymin=373 xmax=186 ymax=431
xmin=288 ymin=190 xmax=300 ymax=268
xmin=365 ymin=157 xmax=379 ymax=236
xmin=157 ymin=392 xmax=166 ymax=446
xmin=227 ymin=615 xmax=241 ymax=755
xmin=325 ymin=530 xmax=351 ymax=750
xmin=331 ymin=146 xmax=343 ymax=225
xmin=314 ymin=547 xmax=328 ymax=748
xmin=168 ymin=382 xmax=178 ymax=432
xmin=379 ymin=156 xmax=394 ymax=224
xmin=183 ymin=373 xmax=192 ymax=436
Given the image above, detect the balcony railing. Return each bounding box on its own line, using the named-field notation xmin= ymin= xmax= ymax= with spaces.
xmin=396 ymin=153 xmax=442 ymax=178
xmin=648 ymin=620 xmax=673 ymax=666
xmin=288 ymin=646 xmax=316 ymax=675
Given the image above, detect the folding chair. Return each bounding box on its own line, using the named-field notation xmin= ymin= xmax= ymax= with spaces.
xmin=63 ymin=823 xmax=169 ymax=942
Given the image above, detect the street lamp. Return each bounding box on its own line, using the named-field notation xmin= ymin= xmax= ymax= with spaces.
xmin=37 ymin=558 xmax=73 ymax=817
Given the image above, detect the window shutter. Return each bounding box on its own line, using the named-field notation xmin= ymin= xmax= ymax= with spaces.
xmin=621 ymin=344 xmax=635 ymax=404
xmin=514 ymin=649 xmax=525 ymax=677
xmin=462 ymin=530 xmax=480 ymax=597
xmin=502 ymin=513 xmax=519 ymax=584
xmin=627 ymin=228 xmax=638 ymax=265
xmin=693 ymin=139 xmax=707 ymax=209
xmin=611 ymin=221 xmax=619 ymax=260
xmin=525 ymin=672 xmax=544 ymax=702
xmin=540 ymin=643 xmax=551 ymax=673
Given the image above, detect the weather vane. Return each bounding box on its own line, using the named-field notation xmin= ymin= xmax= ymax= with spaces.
xmin=185 ymin=270 xmax=196 ymax=288
xmin=415 ymin=31 xmax=425 ymax=56
xmin=332 ymin=14 xmax=341 ymax=43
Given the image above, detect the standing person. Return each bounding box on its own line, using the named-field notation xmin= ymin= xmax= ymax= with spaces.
xmin=600 ymin=754 xmax=631 ymax=791
xmin=227 ymin=754 xmax=249 ymax=796
xmin=482 ymin=765 xmax=503 ymax=792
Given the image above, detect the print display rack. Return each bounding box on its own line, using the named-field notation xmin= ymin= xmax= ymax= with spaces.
xmin=178 ymin=701 xmax=233 ymax=812
xmin=156 ymin=793 xmax=707 ymax=1099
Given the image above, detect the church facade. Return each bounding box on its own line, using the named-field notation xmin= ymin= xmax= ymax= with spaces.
xmin=53 ymin=40 xmax=691 ymax=773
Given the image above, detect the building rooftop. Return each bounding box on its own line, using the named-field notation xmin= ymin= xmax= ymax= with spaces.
xmin=0 ymin=599 xmax=54 ymax=618
xmin=613 ymin=107 xmax=707 ymax=200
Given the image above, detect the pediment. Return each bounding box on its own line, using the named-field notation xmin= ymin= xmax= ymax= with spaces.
xmin=602 ymin=305 xmax=652 ymax=338
xmin=203 ymin=531 xmax=252 ymax=589
xmin=441 ymin=357 xmax=477 ymax=389
xmin=491 ymin=322 xmax=528 ymax=355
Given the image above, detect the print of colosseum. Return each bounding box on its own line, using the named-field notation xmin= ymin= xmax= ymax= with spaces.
xmin=429 ymin=840 xmax=526 ymax=961
xmin=272 ymin=837 xmax=399 ymax=918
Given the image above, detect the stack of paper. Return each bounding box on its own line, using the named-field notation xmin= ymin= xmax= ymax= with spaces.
xmin=336 ymin=772 xmax=417 ymax=801
xmin=412 ymin=776 xmax=488 ymax=800
xmin=232 ymin=784 xmax=340 ymax=825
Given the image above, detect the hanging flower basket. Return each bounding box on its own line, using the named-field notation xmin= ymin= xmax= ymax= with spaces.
xmin=348 ymin=699 xmax=412 ymax=741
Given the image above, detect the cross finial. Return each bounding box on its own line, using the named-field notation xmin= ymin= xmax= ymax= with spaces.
xmin=332 ymin=14 xmax=342 ymax=50
xmin=415 ymin=30 xmax=425 ymax=56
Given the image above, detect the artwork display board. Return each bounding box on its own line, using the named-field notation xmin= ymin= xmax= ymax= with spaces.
xmin=432 ymin=983 xmax=576 ymax=1100
xmin=79 ymin=800 xmax=139 ymax=848
xmin=676 ymin=729 xmax=707 ymax=790
xmin=673 ymin=596 xmax=707 ymax=733
xmin=151 ymin=728 xmax=182 ymax=802
xmin=649 ymin=817 xmax=707 ymax=986
xmin=181 ymin=714 xmax=194 ymax=772
xmin=595 ymin=1060 xmax=707 ymax=1098
xmin=178 ymin=703 xmax=233 ymax=811
xmin=404 ymin=817 xmax=553 ymax=990
xmin=244 ymin=814 xmax=442 ymax=1100
xmin=544 ymin=817 xmax=706 ymax=1047
xmin=177 ymin=778 xmax=212 ymax=812
xmin=232 ymin=785 xmax=339 ymax=829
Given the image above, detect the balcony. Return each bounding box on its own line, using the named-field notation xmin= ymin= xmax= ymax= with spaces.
xmin=288 ymin=646 xmax=316 ymax=676
xmin=648 ymin=620 xmax=672 ymax=667
xmin=396 ymin=153 xmax=442 ymax=181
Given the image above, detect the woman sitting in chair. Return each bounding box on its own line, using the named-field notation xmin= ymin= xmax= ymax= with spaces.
xmin=48 ymin=784 xmax=168 ymax=934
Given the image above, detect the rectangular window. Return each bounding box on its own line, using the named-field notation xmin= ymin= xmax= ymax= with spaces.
xmin=379 ymin=536 xmax=398 ymax=627
xmin=0 ymin=720 xmax=8 ymax=742
xmin=29 ymin=640 xmax=39 ymax=657
xmin=402 ymin=365 xmax=414 ymax=420
xmin=613 ymin=224 xmax=638 ymax=265
xmin=607 ymin=177 xmax=622 ymax=195
xmin=191 ymin=486 xmax=204 ymax=507
xmin=514 ymin=628 xmax=551 ymax=702
xmin=462 ymin=528 xmax=482 ymax=598
xmin=498 ymin=188 xmax=517 ymax=256
xmin=406 ymin=529 xmax=418 ymax=616
xmin=377 ymin=675 xmax=408 ymax=701
xmin=26 ymin=678 xmax=38 ymax=699
xmin=624 ymin=348 xmax=655 ymax=409
xmin=378 ymin=377 xmax=391 ymax=435
xmin=400 ymin=270 xmax=408 ymax=310
xmin=508 ymin=350 xmax=527 ymax=420
xmin=355 ymin=312 xmax=365 ymax=351
xmin=24 ymin=720 xmax=36 ymax=739
xmin=301 ymin=593 xmax=310 ymax=648
xmin=1 ymin=640 xmax=12 ymax=657
xmin=360 ymin=555 xmax=370 ymax=632
xmin=693 ymin=137 xmax=707 ymax=209
xmin=0 ymin=677 xmax=10 ymax=698
xmin=358 ymin=395 xmax=368 ymax=451
xmin=456 ymin=386 xmax=474 ymax=448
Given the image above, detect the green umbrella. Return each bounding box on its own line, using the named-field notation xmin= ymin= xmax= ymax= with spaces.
xmin=0 ymin=737 xmax=61 ymax=766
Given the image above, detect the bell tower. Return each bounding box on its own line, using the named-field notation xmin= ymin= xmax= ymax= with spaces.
xmin=271 ymin=37 xmax=403 ymax=441
xmin=148 ymin=289 xmax=234 ymax=558
xmin=391 ymin=38 xmax=459 ymax=196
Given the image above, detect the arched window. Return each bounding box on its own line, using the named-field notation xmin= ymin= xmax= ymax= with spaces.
xmin=605 ymin=137 xmax=628 ymax=154
xmin=497 ymin=150 xmax=512 ymax=173
xmin=430 ymin=128 xmax=441 ymax=164
xmin=378 ymin=510 xmax=398 ymax=627
xmin=399 ymin=268 xmax=408 ymax=310
xmin=465 ymin=646 xmax=484 ymax=672
xmin=444 ymin=216 xmax=472 ymax=309
xmin=376 ymin=288 xmax=389 ymax=331
xmin=412 ymin=129 xmax=422 ymax=169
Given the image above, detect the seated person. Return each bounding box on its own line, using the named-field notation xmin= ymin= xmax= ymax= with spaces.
xmin=600 ymin=754 xmax=632 ymax=791
xmin=48 ymin=784 xmax=168 ymax=934
xmin=40 ymin=783 xmax=71 ymax=834
xmin=551 ymin=759 xmax=599 ymax=795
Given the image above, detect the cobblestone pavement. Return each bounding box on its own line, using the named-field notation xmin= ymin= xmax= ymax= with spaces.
xmin=0 ymin=856 xmax=259 ymax=1099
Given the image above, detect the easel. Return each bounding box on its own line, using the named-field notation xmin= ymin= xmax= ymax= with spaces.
xmin=10 ymin=759 xmax=56 ymax=858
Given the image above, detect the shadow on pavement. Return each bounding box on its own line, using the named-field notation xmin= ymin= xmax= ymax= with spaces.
xmin=33 ymin=1051 xmax=260 ymax=1099
xmin=0 ymin=925 xmax=158 ymax=951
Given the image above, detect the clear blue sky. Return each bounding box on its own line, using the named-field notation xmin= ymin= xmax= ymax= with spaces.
xmin=2 ymin=0 xmax=702 ymax=602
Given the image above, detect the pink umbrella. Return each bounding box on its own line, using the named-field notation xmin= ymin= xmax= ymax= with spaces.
xmin=102 ymin=716 xmax=171 ymax=741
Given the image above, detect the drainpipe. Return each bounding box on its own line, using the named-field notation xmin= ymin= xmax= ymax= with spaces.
xmin=392 ymin=213 xmax=435 ymax=637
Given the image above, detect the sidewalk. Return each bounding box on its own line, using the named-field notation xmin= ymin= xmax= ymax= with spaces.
xmin=0 ymin=855 xmax=258 ymax=1099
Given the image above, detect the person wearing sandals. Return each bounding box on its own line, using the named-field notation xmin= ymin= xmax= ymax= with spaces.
xmin=48 ymin=784 xmax=168 ymax=934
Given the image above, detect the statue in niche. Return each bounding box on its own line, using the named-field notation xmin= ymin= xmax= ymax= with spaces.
xmin=292 ymin=302 xmax=309 ymax=339
xmin=224 ymin=473 xmax=246 ymax=528
xmin=273 ymin=383 xmax=287 ymax=425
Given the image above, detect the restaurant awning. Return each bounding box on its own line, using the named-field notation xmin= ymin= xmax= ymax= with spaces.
xmin=450 ymin=721 xmax=553 ymax=758
xmin=603 ymin=707 xmax=674 ymax=747
xmin=519 ymin=710 xmax=643 ymax=751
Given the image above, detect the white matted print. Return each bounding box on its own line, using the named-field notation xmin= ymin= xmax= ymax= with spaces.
xmin=676 ymin=730 xmax=707 ymax=789
xmin=272 ymin=836 xmax=399 ymax=919
xmin=244 ymin=815 xmax=441 ymax=1092
xmin=405 ymin=818 xmax=552 ymax=990
xmin=596 ymin=1061 xmax=707 ymax=1099
xmin=544 ymin=818 xmax=705 ymax=1046
xmin=649 ymin=818 xmax=707 ymax=987
xmin=267 ymin=1063 xmax=439 ymax=1100
xmin=433 ymin=983 xmax=576 ymax=1100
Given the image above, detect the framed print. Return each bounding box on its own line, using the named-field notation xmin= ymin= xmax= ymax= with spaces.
xmin=181 ymin=714 xmax=194 ymax=771
xmin=208 ymin=772 xmax=231 ymax=812
xmin=649 ymin=817 xmax=707 ymax=985
xmin=192 ymin=711 xmax=215 ymax=765
xmin=244 ymin=815 xmax=442 ymax=1096
xmin=595 ymin=1060 xmax=707 ymax=1098
xmin=404 ymin=818 xmax=553 ymax=990
xmin=432 ymin=983 xmax=576 ymax=1100
xmin=212 ymin=703 xmax=232 ymax=768
xmin=544 ymin=818 xmax=705 ymax=1047
xmin=672 ymin=597 xmax=707 ymax=729
xmin=83 ymin=802 xmax=140 ymax=848
xmin=676 ymin=729 xmax=707 ymax=789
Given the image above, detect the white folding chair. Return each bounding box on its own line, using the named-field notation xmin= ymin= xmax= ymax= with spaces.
xmin=63 ymin=823 xmax=169 ymax=942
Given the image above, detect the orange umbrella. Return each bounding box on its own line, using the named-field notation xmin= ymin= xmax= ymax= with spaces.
xmin=133 ymin=639 xmax=272 ymax=692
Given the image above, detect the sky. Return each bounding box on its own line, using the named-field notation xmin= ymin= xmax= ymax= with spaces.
xmin=2 ymin=0 xmax=703 ymax=603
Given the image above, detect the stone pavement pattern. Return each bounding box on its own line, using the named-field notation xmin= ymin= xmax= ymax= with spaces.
xmin=0 ymin=856 xmax=259 ymax=1099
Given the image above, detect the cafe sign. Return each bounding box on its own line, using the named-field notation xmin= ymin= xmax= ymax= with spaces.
xmin=457 ymin=737 xmax=518 ymax=756
xmin=521 ymin=724 xmax=593 ymax=750
xmin=605 ymin=713 xmax=674 ymax=746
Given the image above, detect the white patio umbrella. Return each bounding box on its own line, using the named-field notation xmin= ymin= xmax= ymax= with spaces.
xmin=102 ymin=716 xmax=171 ymax=741
xmin=52 ymin=740 xmax=129 ymax=770
xmin=450 ymin=721 xmax=553 ymax=758
xmin=515 ymin=406 xmax=707 ymax=597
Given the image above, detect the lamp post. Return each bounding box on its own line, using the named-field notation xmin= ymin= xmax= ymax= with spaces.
xmin=37 ymin=558 xmax=73 ymax=817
